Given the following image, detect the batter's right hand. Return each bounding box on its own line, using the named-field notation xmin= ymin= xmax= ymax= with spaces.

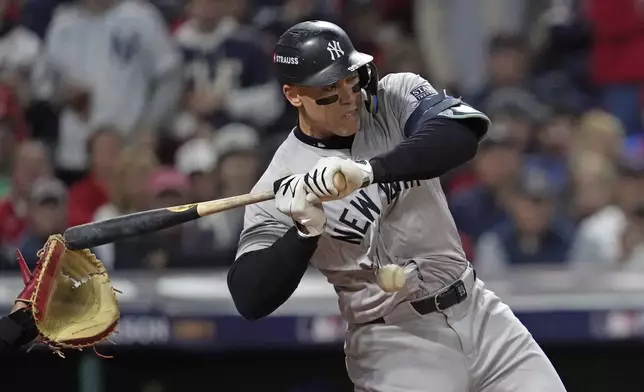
xmin=274 ymin=174 xmax=327 ymax=238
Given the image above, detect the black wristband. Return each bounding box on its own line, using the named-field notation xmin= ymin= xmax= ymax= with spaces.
xmin=9 ymin=308 xmax=37 ymax=347
xmin=0 ymin=314 xmax=24 ymax=346
xmin=369 ymin=158 xmax=387 ymax=184
xmin=0 ymin=308 xmax=37 ymax=350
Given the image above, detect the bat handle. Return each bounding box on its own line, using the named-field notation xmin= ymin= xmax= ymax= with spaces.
xmin=333 ymin=172 xmax=347 ymax=192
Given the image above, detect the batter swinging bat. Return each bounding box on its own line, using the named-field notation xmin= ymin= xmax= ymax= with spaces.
xmin=63 ymin=173 xmax=347 ymax=250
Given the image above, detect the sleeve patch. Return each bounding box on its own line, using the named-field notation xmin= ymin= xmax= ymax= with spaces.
xmin=410 ymin=84 xmax=433 ymax=101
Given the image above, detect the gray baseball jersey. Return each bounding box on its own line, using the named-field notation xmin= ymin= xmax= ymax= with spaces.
xmin=237 ymin=72 xmax=490 ymax=325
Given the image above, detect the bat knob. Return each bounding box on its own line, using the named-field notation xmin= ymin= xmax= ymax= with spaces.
xmin=333 ymin=172 xmax=347 ymax=192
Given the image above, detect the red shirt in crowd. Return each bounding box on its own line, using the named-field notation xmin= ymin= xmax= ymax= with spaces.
xmin=588 ymin=0 xmax=644 ymax=84
xmin=0 ymin=196 xmax=27 ymax=248
xmin=67 ymin=175 xmax=109 ymax=227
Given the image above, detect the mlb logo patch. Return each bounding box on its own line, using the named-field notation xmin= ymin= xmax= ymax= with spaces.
xmin=410 ymin=85 xmax=432 ymax=101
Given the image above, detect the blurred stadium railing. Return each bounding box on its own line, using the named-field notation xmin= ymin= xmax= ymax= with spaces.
xmin=2 ymin=266 xmax=644 ymax=391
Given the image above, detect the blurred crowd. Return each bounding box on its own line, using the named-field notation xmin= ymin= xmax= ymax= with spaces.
xmin=0 ymin=0 xmax=642 ymax=277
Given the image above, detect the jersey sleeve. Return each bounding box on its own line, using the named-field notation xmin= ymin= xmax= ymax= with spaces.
xmin=380 ymin=72 xmax=491 ymax=139
xmin=235 ymin=174 xmax=291 ymax=259
xmin=236 ymin=203 xmax=290 ymax=258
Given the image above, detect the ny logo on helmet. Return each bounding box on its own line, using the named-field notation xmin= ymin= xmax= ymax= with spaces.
xmin=327 ymin=40 xmax=345 ymax=61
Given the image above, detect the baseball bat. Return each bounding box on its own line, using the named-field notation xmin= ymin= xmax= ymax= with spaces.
xmin=63 ymin=173 xmax=347 ymax=250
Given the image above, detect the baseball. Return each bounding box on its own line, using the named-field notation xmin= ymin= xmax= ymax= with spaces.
xmin=377 ymin=264 xmax=406 ymax=293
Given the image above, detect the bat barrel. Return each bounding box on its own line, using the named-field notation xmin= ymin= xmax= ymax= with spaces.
xmin=64 ymin=205 xmax=200 ymax=250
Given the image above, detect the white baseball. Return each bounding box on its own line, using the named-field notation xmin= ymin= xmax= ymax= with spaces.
xmin=377 ymin=264 xmax=406 ymax=293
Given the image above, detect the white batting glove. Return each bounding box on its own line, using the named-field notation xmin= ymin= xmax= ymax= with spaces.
xmin=304 ymin=157 xmax=374 ymax=199
xmin=274 ymin=174 xmax=327 ymax=237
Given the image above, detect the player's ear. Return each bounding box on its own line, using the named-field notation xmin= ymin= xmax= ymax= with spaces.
xmin=283 ymin=84 xmax=302 ymax=108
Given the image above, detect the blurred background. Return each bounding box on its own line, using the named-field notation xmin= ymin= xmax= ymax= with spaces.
xmin=1 ymin=0 xmax=644 ymax=390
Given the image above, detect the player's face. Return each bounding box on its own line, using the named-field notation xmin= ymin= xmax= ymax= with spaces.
xmin=286 ymin=73 xmax=362 ymax=137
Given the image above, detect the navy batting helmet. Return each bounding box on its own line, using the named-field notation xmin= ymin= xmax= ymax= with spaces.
xmin=273 ymin=20 xmax=379 ymax=114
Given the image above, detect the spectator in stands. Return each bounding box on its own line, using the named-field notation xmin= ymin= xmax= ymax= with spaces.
xmin=530 ymin=0 xmax=594 ymax=113
xmin=213 ymin=123 xmax=261 ymax=196
xmin=469 ymin=33 xmax=532 ymax=110
xmin=32 ymin=0 xmax=183 ymax=184
xmin=217 ymin=148 xmax=261 ymax=197
xmin=378 ymin=35 xmax=428 ymax=78
xmin=341 ymin=0 xmax=386 ymax=65
xmin=175 ymin=136 xmax=219 ymax=203
xmin=0 ymin=116 xmax=14 ymax=197
xmin=253 ymin=0 xmax=335 ymax=54
xmin=20 ymin=0 xmax=73 ymax=40
xmin=113 ymin=166 xmax=224 ymax=269
xmin=587 ymin=0 xmax=644 ymax=135
xmin=449 ymin=125 xmax=522 ymax=243
xmin=173 ymin=0 xmax=283 ymax=140
xmin=149 ymin=0 xmax=184 ymax=31
xmin=198 ymin=146 xmax=261 ymax=265
xmin=153 ymin=166 xmax=229 ymax=268
xmin=0 ymin=0 xmax=41 ymax=110
xmin=93 ymin=146 xmax=159 ymax=269
xmin=475 ymin=168 xmax=576 ymax=278
xmin=113 ymin=166 xmax=190 ymax=270
xmin=568 ymin=150 xmax=617 ymax=223
xmin=0 ymin=85 xmax=29 ymax=144
xmin=526 ymin=107 xmax=578 ymax=187
xmin=147 ymin=166 xmax=189 ymax=210
xmin=412 ymin=0 xmax=528 ymax=96
xmin=571 ymin=109 xmax=625 ymax=165
xmin=16 ymin=177 xmax=68 ymax=269
xmin=484 ymin=87 xmax=549 ymax=153
xmin=67 ymin=126 xmax=123 ymax=227
xmin=569 ymin=156 xmax=644 ymax=269
xmin=167 ymin=123 xmax=261 ymax=265
xmin=0 ymin=140 xmax=51 ymax=264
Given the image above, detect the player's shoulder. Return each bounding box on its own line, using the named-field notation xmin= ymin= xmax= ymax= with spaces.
xmin=248 ymin=131 xmax=299 ymax=192
xmin=378 ymin=72 xmax=437 ymax=97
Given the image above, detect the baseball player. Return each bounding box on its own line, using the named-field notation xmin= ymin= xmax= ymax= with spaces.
xmin=227 ymin=21 xmax=567 ymax=391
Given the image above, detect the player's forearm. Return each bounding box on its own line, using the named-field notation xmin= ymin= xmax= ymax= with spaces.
xmin=227 ymin=227 xmax=319 ymax=321
xmin=369 ymin=118 xmax=480 ymax=183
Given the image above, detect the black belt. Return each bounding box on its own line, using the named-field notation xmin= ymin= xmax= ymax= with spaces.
xmin=365 ymin=269 xmax=476 ymax=325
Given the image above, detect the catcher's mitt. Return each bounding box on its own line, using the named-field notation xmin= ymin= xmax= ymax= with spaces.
xmin=15 ymin=234 xmax=120 ymax=358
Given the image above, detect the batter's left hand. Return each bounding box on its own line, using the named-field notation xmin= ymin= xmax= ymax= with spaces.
xmin=304 ymin=157 xmax=373 ymax=199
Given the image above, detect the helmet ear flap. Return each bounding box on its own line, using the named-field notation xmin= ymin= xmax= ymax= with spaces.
xmin=358 ymin=63 xmax=379 ymax=114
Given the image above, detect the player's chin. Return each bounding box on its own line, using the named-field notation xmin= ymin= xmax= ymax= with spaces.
xmin=335 ymin=115 xmax=360 ymax=136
